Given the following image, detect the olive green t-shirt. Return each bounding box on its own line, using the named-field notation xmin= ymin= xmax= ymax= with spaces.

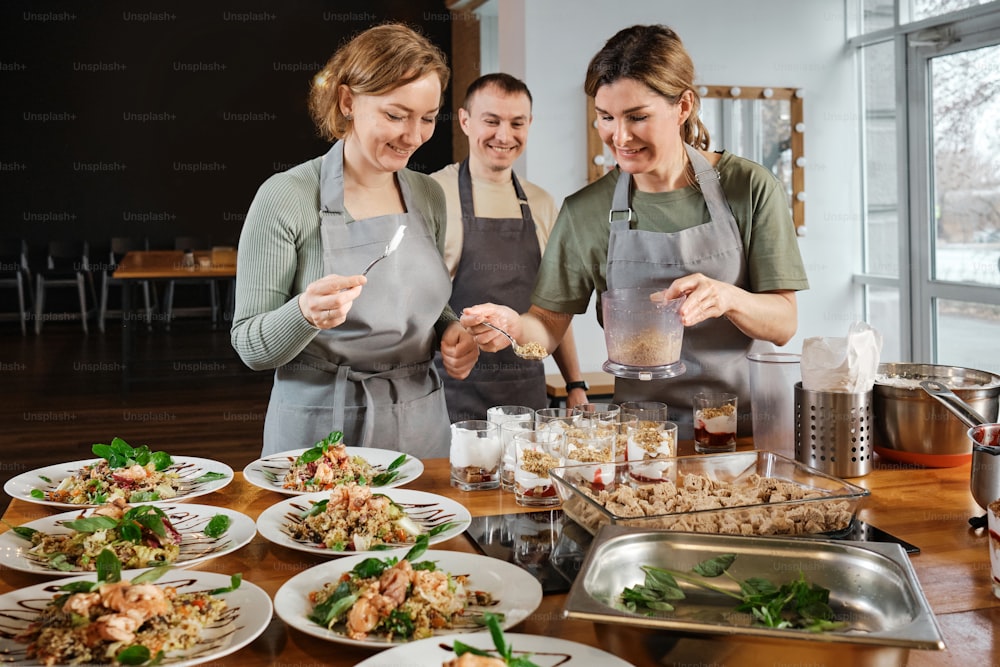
xmin=532 ymin=151 xmax=809 ymax=315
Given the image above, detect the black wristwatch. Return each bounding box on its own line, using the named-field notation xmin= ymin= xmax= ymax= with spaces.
xmin=565 ymin=380 xmax=589 ymax=392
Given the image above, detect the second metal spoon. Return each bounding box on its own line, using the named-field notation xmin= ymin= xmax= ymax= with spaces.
xmin=481 ymin=321 xmax=547 ymax=360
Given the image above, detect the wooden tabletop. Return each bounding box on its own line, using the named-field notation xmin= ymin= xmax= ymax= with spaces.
xmin=113 ymin=250 xmax=236 ymax=279
xmin=1 ymin=444 xmax=997 ymax=666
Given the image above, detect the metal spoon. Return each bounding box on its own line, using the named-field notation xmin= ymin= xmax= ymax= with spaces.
xmin=361 ymin=226 xmax=405 ymax=276
xmin=481 ymin=321 xmax=547 ymax=361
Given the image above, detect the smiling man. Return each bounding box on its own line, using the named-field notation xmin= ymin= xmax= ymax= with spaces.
xmin=431 ymin=73 xmax=587 ymax=421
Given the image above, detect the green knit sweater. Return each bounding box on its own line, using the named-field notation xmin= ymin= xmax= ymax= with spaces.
xmin=230 ymin=155 xmax=452 ymax=371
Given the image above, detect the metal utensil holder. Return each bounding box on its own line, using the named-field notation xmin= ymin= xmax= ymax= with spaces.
xmin=794 ymin=382 xmax=873 ymax=477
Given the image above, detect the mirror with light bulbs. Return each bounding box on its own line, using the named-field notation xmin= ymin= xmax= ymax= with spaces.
xmin=587 ymin=85 xmax=805 ymax=235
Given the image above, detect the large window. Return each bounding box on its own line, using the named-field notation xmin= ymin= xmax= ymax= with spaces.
xmin=853 ymin=0 xmax=1000 ymax=372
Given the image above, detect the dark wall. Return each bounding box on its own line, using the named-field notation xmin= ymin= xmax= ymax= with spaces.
xmin=1 ymin=1 xmax=454 ymax=254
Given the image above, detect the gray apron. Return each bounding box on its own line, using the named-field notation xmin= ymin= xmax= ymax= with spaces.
xmin=607 ymin=144 xmax=752 ymax=439
xmin=436 ymin=159 xmax=546 ymax=422
xmin=262 ymin=141 xmax=452 ymax=458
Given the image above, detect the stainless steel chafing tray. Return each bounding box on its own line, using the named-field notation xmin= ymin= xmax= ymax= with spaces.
xmin=564 ymin=525 xmax=945 ymax=658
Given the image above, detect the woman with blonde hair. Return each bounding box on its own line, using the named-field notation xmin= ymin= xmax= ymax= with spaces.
xmin=463 ymin=25 xmax=808 ymax=438
xmin=233 ymin=23 xmax=478 ymax=458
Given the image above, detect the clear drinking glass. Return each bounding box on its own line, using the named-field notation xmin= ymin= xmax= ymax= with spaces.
xmin=487 ymin=405 xmax=535 ymax=426
xmin=449 ymin=420 xmax=501 ymax=490
xmin=625 ymin=419 xmax=678 ymax=482
xmin=513 ymin=428 xmax=564 ymax=507
xmin=693 ymin=392 xmax=738 ymax=453
xmin=575 ymin=402 xmax=620 ymax=428
xmin=619 ymin=400 xmax=669 ymax=423
xmin=499 ymin=418 xmax=533 ymax=492
xmin=535 ymin=407 xmax=581 ymax=435
xmin=561 ymin=424 xmax=617 ymax=490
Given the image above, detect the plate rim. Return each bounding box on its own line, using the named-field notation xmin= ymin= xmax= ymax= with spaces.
xmin=354 ymin=630 xmax=637 ymax=666
xmin=0 ymin=569 xmax=273 ymax=667
xmin=272 ymin=548 xmax=543 ymax=648
xmin=255 ymin=488 xmax=472 ymax=558
xmin=242 ymin=446 xmax=424 ymax=495
xmin=3 ymin=456 xmax=235 ymax=509
xmin=0 ymin=502 xmax=257 ymax=576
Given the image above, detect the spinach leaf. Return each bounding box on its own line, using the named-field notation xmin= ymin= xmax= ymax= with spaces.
xmin=203 ymin=514 xmax=231 ymax=538
xmin=208 ymin=573 xmax=242 ymax=595
xmin=60 ymin=516 xmax=120 ymax=533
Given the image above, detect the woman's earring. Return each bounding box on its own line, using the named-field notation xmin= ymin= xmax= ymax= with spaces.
xmin=345 ymin=113 xmax=353 ymax=121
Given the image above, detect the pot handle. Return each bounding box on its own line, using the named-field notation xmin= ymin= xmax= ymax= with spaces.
xmin=919 ymin=380 xmax=990 ymax=429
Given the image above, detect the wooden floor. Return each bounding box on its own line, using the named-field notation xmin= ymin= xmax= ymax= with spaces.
xmin=0 ymin=318 xmax=274 ymax=514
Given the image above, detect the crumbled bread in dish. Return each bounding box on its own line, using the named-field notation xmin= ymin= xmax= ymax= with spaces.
xmin=564 ymin=472 xmax=856 ymax=536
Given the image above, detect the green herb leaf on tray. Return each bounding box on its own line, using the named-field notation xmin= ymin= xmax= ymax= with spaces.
xmin=618 ymin=554 xmax=846 ymax=632
xmin=204 ymin=514 xmax=231 ymax=538
xmin=30 ymin=489 xmax=45 ymax=499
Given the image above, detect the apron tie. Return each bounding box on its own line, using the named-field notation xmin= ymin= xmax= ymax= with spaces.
xmin=300 ymin=353 xmax=432 ymax=448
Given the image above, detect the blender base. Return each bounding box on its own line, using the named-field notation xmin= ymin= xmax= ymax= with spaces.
xmin=602 ymin=359 xmax=686 ymax=381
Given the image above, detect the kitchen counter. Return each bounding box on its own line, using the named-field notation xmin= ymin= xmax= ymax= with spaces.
xmin=0 ymin=442 xmax=996 ymax=666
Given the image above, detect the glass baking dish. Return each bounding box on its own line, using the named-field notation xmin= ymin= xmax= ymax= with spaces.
xmin=549 ymin=450 xmax=870 ymax=537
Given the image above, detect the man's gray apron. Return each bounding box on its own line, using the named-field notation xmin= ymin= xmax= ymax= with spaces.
xmin=436 ymin=159 xmax=546 ymax=422
xmin=606 ymin=144 xmax=752 ymax=438
xmin=262 ymin=141 xmax=452 ymax=458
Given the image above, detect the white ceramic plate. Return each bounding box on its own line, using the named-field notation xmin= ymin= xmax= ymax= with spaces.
xmin=243 ymin=447 xmax=423 ymax=494
xmin=256 ymin=489 xmax=471 ymax=557
xmin=0 ymin=570 xmax=272 ymax=666
xmin=355 ymin=631 xmax=637 ymax=666
xmin=0 ymin=503 xmax=256 ymax=576
xmin=273 ymin=550 xmax=543 ymax=648
xmin=3 ymin=456 xmax=234 ymax=509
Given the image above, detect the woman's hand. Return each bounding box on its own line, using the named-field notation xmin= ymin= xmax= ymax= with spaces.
xmin=660 ymin=273 xmax=798 ymax=345
xmin=660 ymin=272 xmax=735 ymax=327
xmin=459 ymin=303 xmax=522 ymax=352
xmin=440 ymin=321 xmax=479 ymax=379
xmin=297 ymin=274 xmax=367 ymax=329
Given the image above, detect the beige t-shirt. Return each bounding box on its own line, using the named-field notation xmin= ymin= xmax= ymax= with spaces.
xmin=430 ymin=162 xmax=559 ymax=277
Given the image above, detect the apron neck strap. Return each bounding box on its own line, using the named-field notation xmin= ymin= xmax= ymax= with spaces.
xmin=458 ymin=158 xmax=532 ymax=223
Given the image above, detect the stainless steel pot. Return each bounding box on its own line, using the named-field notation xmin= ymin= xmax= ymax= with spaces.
xmin=873 ymin=363 xmax=1000 ymax=467
xmin=921 ymin=380 xmax=1000 ymax=510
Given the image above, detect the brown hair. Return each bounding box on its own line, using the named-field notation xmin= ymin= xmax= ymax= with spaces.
xmin=462 ymin=72 xmax=532 ymax=111
xmin=584 ymin=25 xmax=710 ymax=150
xmin=309 ymin=23 xmax=450 ymax=141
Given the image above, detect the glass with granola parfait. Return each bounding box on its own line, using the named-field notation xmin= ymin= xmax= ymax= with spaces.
xmin=693 ymin=392 xmax=738 ymax=453
xmin=513 ymin=428 xmax=564 ymax=507
xmin=626 ymin=419 xmax=678 ymax=482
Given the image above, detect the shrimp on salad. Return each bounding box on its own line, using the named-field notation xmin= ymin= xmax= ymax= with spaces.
xmin=308 ymin=537 xmax=495 ymax=642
